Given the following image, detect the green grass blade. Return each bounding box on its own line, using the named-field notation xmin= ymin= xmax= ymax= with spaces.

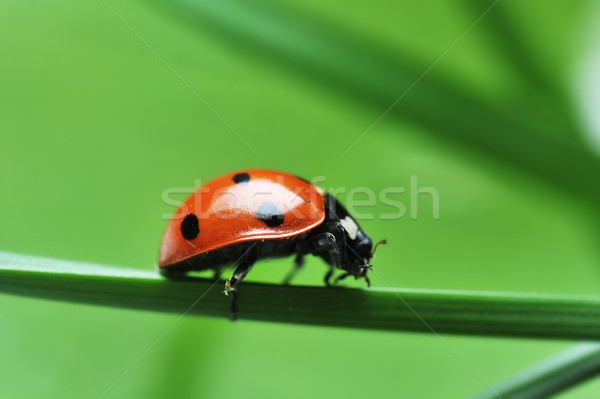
xmin=154 ymin=0 xmax=600 ymax=202
xmin=474 ymin=343 xmax=600 ymax=399
xmin=2 ymin=251 xmax=600 ymax=338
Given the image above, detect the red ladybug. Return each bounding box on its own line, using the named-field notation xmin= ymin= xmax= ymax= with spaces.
xmin=159 ymin=169 xmax=384 ymax=316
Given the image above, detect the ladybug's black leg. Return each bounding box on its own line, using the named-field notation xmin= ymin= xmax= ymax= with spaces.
xmin=323 ymin=265 xmax=335 ymax=286
xmin=224 ymin=261 xmax=254 ymax=294
xmin=333 ymin=271 xmax=370 ymax=287
xmin=309 ymin=231 xmax=343 ymax=286
xmin=229 ymin=290 xmax=238 ymax=320
xmin=283 ymin=254 xmax=304 ymax=285
xmin=363 ymin=270 xmax=371 ymax=287
xmin=311 ymin=232 xmax=342 ymax=266
xmin=212 ymin=268 xmax=222 ymax=281
xmin=224 ymin=260 xmax=254 ymax=321
xmin=334 ymin=272 xmax=352 ymax=284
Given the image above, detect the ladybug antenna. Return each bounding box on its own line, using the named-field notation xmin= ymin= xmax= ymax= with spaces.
xmin=371 ymin=239 xmax=387 ymax=257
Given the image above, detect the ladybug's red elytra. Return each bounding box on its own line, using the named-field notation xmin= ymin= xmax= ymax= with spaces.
xmin=158 ymin=169 xmax=383 ymax=317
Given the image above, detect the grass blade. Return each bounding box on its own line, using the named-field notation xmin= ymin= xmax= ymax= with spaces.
xmin=154 ymin=0 xmax=600 ymax=202
xmin=2 ymin=251 xmax=600 ymax=338
xmin=474 ymin=343 xmax=600 ymax=399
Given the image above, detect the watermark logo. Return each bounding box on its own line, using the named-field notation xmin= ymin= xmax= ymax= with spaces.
xmin=161 ymin=175 xmax=439 ymax=221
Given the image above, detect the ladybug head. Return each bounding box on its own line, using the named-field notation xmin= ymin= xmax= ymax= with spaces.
xmin=323 ymin=194 xmax=385 ymax=285
xmin=336 ymin=210 xmax=386 ymax=283
xmin=342 ymin=227 xmax=386 ymax=285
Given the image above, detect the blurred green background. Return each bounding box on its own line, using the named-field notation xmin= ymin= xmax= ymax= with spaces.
xmin=2 ymin=0 xmax=600 ymax=397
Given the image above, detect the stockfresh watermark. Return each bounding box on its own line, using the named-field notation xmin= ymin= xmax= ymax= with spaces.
xmin=161 ymin=175 xmax=439 ymax=221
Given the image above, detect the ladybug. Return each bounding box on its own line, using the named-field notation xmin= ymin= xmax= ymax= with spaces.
xmin=158 ymin=169 xmax=384 ymax=316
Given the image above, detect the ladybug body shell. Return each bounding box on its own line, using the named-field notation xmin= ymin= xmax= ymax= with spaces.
xmin=159 ymin=168 xmax=378 ymax=311
xmin=159 ymin=170 xmax=325 ymax=270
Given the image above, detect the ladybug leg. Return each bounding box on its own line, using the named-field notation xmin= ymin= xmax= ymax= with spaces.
xmin=224 ymin=261 xmax=254 ymax=295
xmin=309 ymin=232 xmax=343 ymax=286
xmin=212 ymin=268 xmax=222 ymax=281
xmin=334 ymin=272 xmax=352 ymax=284
xmin=360 ymin=267 xmax=372 ymax=288
xmin=283 ymin=254 xmax=304 ymax=285
xmin=229 ymin=290 xmax=239 ymax=321
xmin=363 ymin=272 xmax=371 ymax=288
xmin=323 ymin=265 xmax=335 ymax=286
xmin=312 ymin=232 xmax=342 ymax=266
xmin=335 ymin=271 xmax=371 ymax=287
xmin=224 ymin=260 xmax=254 ymax=320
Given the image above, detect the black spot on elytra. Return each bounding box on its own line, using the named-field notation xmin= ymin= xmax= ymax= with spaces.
xmin=255 ymin=202 xmax=284 ymax=227
xmin=233 ymin=172 xmax=250 ymax=184
xmin=180 ymin=214 xmax=199 ymax=240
